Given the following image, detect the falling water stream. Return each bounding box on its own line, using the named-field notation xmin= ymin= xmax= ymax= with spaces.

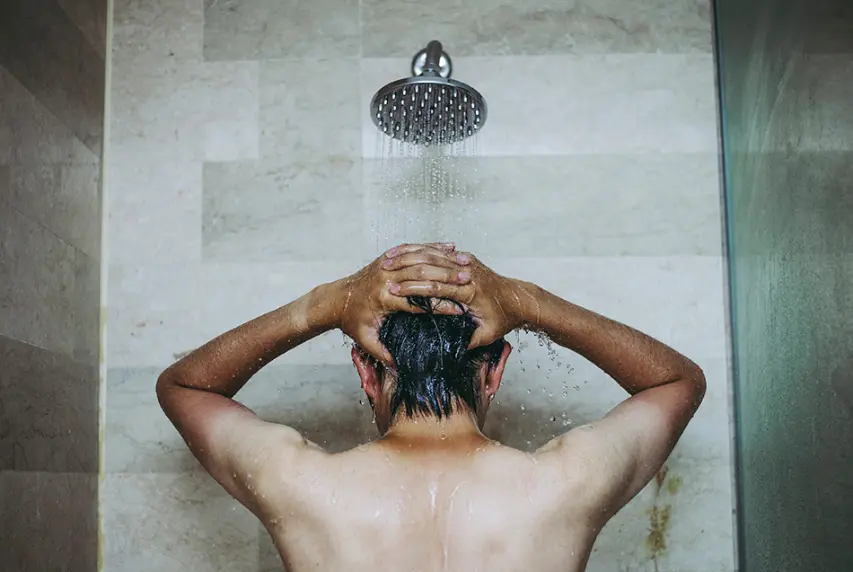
xmin=369 ymin=132 xmax=482 ymax=254
xmin=364 ymin=128 xmax=588 ymax=449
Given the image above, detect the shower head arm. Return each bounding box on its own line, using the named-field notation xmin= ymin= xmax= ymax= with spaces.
xmin=421 ymin=40 xmax=444 ymax=76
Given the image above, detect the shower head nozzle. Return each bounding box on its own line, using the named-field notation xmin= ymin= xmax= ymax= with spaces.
xmin=370 ymin=41 xmax=487 ymax=146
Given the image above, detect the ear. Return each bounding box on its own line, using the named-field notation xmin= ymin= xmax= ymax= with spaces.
xmin=484 ymin=341 xmax=512 ymax=399
xmin=351 ymin=346 xmax=383 ymax=401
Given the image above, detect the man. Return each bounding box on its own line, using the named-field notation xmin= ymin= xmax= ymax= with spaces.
xmin=157 ymin=243 xmax=706 ymax=571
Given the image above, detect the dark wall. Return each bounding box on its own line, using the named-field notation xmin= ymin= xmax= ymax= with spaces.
xmin=0 ymin=0 xmax=107 ymax=568
xmin=716 ymin=0 xmax=853 ymax=570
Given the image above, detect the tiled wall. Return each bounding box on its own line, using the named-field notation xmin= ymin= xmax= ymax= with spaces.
xmin=104 ymin=1 xmax=733 ymax=570
xmin=717 ymin=0 xmax=853 ymax=569
xmin=0 ymin=0 xmax=107 ymax=569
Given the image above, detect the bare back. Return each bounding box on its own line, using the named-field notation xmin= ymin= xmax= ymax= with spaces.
xmin=251 ymin=437 xmax=606 ymax=572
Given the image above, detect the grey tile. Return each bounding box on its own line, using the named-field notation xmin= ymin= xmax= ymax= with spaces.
xmin=260 ymin=58 xmax=361 ymax=161
xmin=0 ymin=200 xmax=99 ymax=362
xmin=0 ymin=0 xmax=105 ymax=154
xmin=102 ymin=472 xmax=260 ymax=571
xmin=0 ymin=166 xmax=8 ymax=201
xmin=202 ymin=158 xmax=366 ymax=262
xmin=57 ymin=0 xmax=108 ymax=57
xmin=362 ymin=0 xmax=712 ymax=57
xmin=361 ymin=54 xmax=720 ymax=157
xmin=0 ymin=471 xmax=98 ymax=570
xmin=72 ymin=250 xmax=101 ymax=364
xmin=112 ymin=0 xmax=204 ymax=67
xmin=0 ymin=67 xmax=95 ymax=166
xmin=0 ymin=336 xmax=98 ymax=472
xmin=203 ymin=0 xmax=360 ymax=61
xmin=364 ymin=154 xmax=723 ymax=257
xmin=804 ymin=2 xmax=853 ymax=54
xmin=7 ymin=160 xmax=101 ymax=259
xmin=107 ymin=364 xmax=375 ymax=473
xmin=0 ymin=202 xmax=77 ymax=356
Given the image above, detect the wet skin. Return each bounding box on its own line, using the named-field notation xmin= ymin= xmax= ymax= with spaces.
xmin=157 ymin=244 xmax=706 ymax=571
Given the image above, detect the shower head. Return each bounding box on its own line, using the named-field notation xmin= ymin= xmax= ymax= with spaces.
xmin=370 ymin=41 xmax=487 ymax=146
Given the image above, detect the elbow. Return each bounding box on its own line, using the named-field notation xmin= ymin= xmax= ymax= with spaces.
xmin=155 ymin=367 xmax=182 ymax=406
xmin=686 ymin=364 xmax=707 ymax=409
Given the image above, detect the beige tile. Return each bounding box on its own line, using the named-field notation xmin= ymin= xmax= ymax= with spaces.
xmin=586 ymin=450 xmax=733 ymax=571
xmin=107 ymin=161 xmax=203 ymax=264
xmin=0 ymin=337 xmax=98 ymax=472
xmin=7 ymin=160 xmax=101 ymax=259
xmin=112 ymin=0 xmax=204 ymax=66
xmin=106 ymin=259 xmax=364 ymax=368
xmin=0 ymin=203 xmax=78 ymax=356
xmin=485 ymin=352 xmax=729 ymax=453
xmin=361 ymin=54 xmax=719 ymax=157
xmin=202 ymin=158 xmax=366 ymax=262
xmin=203 ymin=0 xmax=360 ymax=61
xmin=260 ymin=59 xmax=361 ymax=160
xmin=362 ymin=0 xmax=712 ymax=57
xmin=110 ymin=61 xmax=259 ymax=165
xmin=0 ymin=471 xmax=98 ymax=570
xmin=487 ymin=256 xmax=728 ymax=361
xmin=0 ymin=0 xmax=105 ymax=153
xmin=658 ymin=455 xmax=736 ymax=571
xmin=0 ymin=67 xmax=96 ymax=165
xmin=364 ymin=154 xmax=723 ymax=257
xmin=106 ymin=364 xmax=376 ymax=473
xmin=102 ymin=472 xmax=260 ymax=572
xmin=106 ymin=255 xmax=724 ymax=369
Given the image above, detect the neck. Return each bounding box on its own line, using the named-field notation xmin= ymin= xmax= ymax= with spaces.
xmin=381 ymin=408 xmax=488 ymax=445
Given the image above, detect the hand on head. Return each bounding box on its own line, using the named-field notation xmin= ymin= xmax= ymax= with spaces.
xmin=333 ymin=242 xmax=473 ymax=363
xmin=333 ymin=243 xmax=531 ymax=362
xmin=382 ymin=244 xmax=531 ymax=349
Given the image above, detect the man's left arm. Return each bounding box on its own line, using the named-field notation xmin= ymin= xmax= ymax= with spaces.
xmin=156 ymin=282 xmax=341 ymax=512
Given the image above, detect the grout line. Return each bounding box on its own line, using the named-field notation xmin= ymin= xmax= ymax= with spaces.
xmin=97 ymin=0 xmax=115 ymax=569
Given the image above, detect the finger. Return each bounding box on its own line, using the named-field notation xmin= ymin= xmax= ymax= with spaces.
xmin=426 ymin=242 xmax=456 ymax=252
xmin=389 ymin=263 xmax=471 ymax=285
xmin=432 ymin=298 xmax=467 ymax=316
xmin=391 ymin=281 xmax=475 ymax=302
xmin=360 ymin=337 xmax=394 ymax=365
xmin=381 ymin=290 xmax=430 ymax=313
xmin=382 ymin=250 xmax=467 ymax=271
xmin=384 ymin=242 xmax=454 ymax=259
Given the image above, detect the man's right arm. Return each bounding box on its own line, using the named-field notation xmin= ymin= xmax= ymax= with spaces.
xmin=526 ymin=282 xmax=706 ymax=519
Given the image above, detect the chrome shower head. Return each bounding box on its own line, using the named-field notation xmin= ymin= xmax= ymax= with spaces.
xmin=370 ymin=41 xmax=487 ymax=146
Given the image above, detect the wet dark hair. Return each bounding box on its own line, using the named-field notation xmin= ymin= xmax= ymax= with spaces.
xmin=378 ymin=296 xmax=505 ymax=420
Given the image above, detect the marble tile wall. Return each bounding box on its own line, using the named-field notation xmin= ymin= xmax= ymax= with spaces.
xmin=104 ymin=1 xmax=733 ymax=570
xmin=0 ymin=0 xmax=106 ymax=569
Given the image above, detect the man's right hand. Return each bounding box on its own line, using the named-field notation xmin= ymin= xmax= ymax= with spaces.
xmin=384 ymin=249 xmax=537 ymax=348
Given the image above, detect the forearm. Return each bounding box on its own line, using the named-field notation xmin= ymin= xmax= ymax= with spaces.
xmin=158 ymin=282 xmax=341 ymax=397
xmin=519 ymin=281 xmax=703 ymax=394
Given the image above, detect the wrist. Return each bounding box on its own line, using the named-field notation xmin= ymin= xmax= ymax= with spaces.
xmin=508 ymin=279 xmax=547 ymax=330
xmin=303 ymin=281 xmax=345 ymax=333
